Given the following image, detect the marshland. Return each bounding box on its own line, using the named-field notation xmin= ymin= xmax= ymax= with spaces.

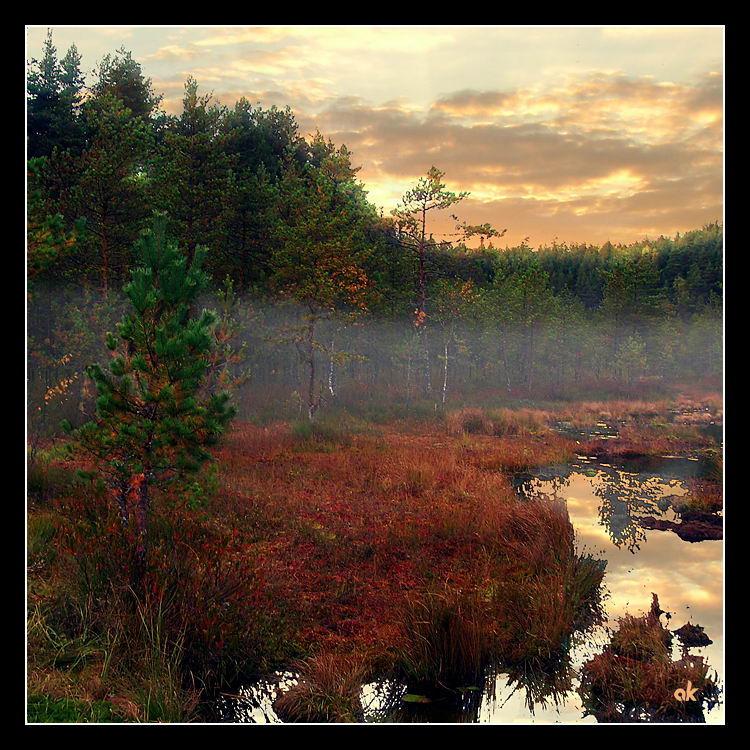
xmin=26 ymin=27 xmax=723 ymax=724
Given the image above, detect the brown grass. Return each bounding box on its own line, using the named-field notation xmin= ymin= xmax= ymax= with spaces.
xmin=556 ymin=399 xmax=669 ymax=425
xmin=578 ymin=422 xmax=710 ymax=459
xmin=446 ymin=407 xmax=550 ymax=438
xmin=391 ymin=497 xmax=606 ymax=688
xmin=395 ymin=586 xmax=488 ymax=685
xmin=273 ymin=652 xmax=367 ymax=722
xmin=27 ymin=403 xmax=621 ymax=720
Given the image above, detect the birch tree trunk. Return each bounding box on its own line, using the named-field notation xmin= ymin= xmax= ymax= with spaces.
xmin=441 ymin=339 xmax=449 ymax=405
xmin=328 ymin=339 xmax=336 ymax=398
xmin=307 ymin=340 xmax=316 ymax=422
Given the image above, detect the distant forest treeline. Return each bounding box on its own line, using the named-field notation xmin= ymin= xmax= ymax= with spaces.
xmin=28 ymin=32 xmax=723 ymax=433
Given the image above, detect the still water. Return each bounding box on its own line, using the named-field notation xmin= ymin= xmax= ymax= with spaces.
xmin=215 ymin=455 xmax=723 ymax=724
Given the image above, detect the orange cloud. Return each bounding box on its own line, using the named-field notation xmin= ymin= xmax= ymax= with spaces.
xmin=144 ymin=50 xmax=722 ymax=247
xmin=146 ymin=44 xmax=204 ymax=61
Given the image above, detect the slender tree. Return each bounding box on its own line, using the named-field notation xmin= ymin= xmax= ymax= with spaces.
xmin=431 ymin=278 xmax=480 ymax=405
xmin=270 ymin=149 xmax=373 ymax=420
xmin=391 ymin=167 xmax=503 ymax=395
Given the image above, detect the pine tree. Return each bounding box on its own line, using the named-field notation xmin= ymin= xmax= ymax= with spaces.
xmin=91 ymin=46 xmax=161 ymax=121
xmin=150 ymin=78 xmax=234 ymax=264
xmin=390 ymin=167 xmax=503 ymax=395
xmin=72 ymin=94 xmax=153 ymax=293
xmin=64 ymin=214 xmax=235 ymax=565
xmin=27 ymin=29 xmax=86 ymax=157
xmin=27 ymin=29 xmax=61 ymax=158
xmin=27 ymin=158 xmax=86 ymax=281
xmin=57 ymin=43 xmax=87 ymax=153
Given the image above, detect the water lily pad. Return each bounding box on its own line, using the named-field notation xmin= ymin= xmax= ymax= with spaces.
xmin=402 ymin=694 xmax=432 ymax=703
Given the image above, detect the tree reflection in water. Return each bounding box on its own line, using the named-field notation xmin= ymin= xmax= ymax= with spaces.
xmin=516 ymin=459 xmax=693 ymax=553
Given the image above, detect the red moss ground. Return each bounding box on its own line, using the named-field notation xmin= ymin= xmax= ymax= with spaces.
xmin=207 ymin=419 xmax=580 ymax=657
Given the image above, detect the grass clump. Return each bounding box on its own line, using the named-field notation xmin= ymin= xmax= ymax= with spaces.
xmin=395 ymin=587 xmax=487 ymax=686
xmin=487 ymin=501 xmax=607 ymax=668
xmin=291 ymin=420 xmax=353 ymax=451
xmin=274 ymin=652 xmax=367 ymax=722
xmin=391 ymin=498 xmax=606 ymax=696
xmin=447 ymin=407 xmax=549 ymax=437
xmin=697 ymin=448 xmax=722 ymax=483
xmin=27 ymin=694 xmax=124 ymax=723
xmin=486 ymin=408 xmax=549 ymax=437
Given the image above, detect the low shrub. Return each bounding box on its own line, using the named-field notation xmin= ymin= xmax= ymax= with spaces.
xmin=446 ymin=408 xmax=491 ymax=436
xmin=28 ymin=456 xmax=81 ymax=504
xmin=697 ymin=448 xmax=723 ymax=483
xmin=36 ymin=502 xmax=296 ymax=721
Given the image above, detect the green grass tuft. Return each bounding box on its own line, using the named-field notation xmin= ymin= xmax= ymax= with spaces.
xmin=27 ymin=694 xmax=123 ymax=723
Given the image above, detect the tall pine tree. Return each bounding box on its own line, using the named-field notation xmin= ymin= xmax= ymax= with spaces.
xmin=150 ymin=78 xmax=234 ymax=265
xmin=27 ymin=29 xmax=87 ymax=157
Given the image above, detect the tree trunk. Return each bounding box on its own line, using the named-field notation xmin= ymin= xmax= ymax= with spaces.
xmin=101 ymin=228 xmax=110 ymax=298
xmin=328 ymin=340 xmax=336 ymax=398
xmin=308 ymin=349 xmax=316 ymax=421
xmin=420 ymin=326 xmax=431 ymax=395
xmin=441 ymin=339 xmax=449 ymax=405
xmin=134 ymin=474 xmax=150 ymax=580
xmin=526 ymin=325 xmax=535 ymax=392
xmin=114 ymin=477 xmax=129 ymax=531
xmin=501 ymin=341 xmax=512 ymax=393
xmin=307 ymin=319 xmax=317 ymax=421
xmin=417 ymin=229 xmax=431 ymax=396
xmin=405 ymin=347 xmax=412 ymax=404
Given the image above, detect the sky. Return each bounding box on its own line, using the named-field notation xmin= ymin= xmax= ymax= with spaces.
xmin=26 ymin=25 xmax=724 ymax=248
